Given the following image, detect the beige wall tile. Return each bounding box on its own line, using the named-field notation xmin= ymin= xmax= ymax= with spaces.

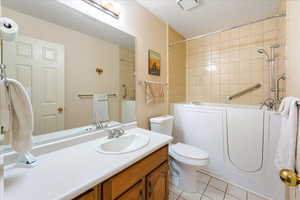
xmin=186 ymin=17 xmax=286 ymax=105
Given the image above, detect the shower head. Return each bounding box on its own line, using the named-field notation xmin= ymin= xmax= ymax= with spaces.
xmin=257 ymin=49 xmax=270 ymax=61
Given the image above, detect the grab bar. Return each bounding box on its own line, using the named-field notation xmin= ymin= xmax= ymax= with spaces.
xmin=78 ymin=93 xmax=117 ymax=98
xmin=122 ymin=84 xmax=128 ymax=99
xmin=226 ymin=83 xmax=262 ymax=100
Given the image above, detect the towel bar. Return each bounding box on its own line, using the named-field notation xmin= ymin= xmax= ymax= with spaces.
xmin=136 ymin=80 xmax=168 ymax=86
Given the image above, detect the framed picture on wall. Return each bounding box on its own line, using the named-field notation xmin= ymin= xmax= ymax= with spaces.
xmin=148 ymin=50 xmax=161 ymax=76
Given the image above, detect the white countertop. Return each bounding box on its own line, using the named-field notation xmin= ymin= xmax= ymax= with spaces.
xmin=4 ymin=128 xmax=172 ymax=200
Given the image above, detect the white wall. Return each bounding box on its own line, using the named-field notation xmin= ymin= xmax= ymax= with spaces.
xmin=0 ymin=2 xmax=4 ymax=200
xmin=285 ymin=0 xmax=300 ymax=199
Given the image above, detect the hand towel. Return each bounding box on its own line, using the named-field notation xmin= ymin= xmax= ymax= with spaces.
xmin=145 ymin=82 xmax=164 ymax=104
xmin=92 ymin=94 xmax=109 ymax=123
xmin=0 ymin=78 xmax=34 ymax=153
xmin=0 ymin=80 xmax=11 ymax=145
xmin=122 ymin=100 xmax=136 ymax=123
xmin=275 ymin=96 xmax=300 ymax=172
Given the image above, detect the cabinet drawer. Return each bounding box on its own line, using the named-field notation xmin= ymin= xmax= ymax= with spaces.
xmin=103 ymin=145 xmax=168 ymax=200
xmin=74 ymin=186 xmax=99 ymax=200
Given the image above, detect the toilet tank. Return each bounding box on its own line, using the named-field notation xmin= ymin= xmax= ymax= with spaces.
xmin=150 ymin=115 xmax=174 ymax=136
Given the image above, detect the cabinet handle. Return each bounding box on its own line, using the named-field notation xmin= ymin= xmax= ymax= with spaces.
xmin=148 ymin=181 xmax=152 ymax=198
xmin=139 ymin=190 xmax=144 ymax=200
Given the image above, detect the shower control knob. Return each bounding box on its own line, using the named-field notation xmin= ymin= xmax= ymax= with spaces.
xmin=280 ymin=169 xmax=300 ymax=187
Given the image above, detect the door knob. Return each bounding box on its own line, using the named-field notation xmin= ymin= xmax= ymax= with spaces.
xmin=57 ymin=107 xmax=64 ymax=113
xmin=280 ymin=169 xmax=300 ymax=187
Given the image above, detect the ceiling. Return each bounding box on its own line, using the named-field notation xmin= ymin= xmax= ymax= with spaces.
xmin=136 ymin=0 xmax=280 ymax=38
xmin=1 ymin=0 xmax=135 ymax=49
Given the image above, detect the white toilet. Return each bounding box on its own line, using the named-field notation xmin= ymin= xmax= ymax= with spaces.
xmin=150 ymin=115 xmax=209 ymax=193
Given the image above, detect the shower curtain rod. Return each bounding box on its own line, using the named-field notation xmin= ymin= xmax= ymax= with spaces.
xmin=169 ymin=13 xmax=286 ymax=46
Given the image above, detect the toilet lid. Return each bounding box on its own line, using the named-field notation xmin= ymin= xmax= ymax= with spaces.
xmin=171 ymin=143 xmax=208 ymax=160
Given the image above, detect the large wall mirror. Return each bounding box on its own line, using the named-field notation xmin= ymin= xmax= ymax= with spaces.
xmin=1 ymin=0 xmax=136 ymax=138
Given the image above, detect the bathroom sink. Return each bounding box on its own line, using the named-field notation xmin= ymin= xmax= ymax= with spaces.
xmin=97 ymin=131 xmax=150 ymax=154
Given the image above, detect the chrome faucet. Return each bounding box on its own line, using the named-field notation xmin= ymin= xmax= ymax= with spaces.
xmin=107 ymin=128 xmax=125 ymax=139
xmin=95 ymin=121 xmax=106 ymax=129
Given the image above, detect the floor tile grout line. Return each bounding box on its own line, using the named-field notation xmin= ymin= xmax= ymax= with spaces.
xmin=226 ymin=192 xmax=245 ymax=200
xmin=208 ymin=183 xmax=228 ymax=194
xmin=171 ymin=171 xmax=267 ymax=200
xmin=200 ymin=177 xmax=212 ymax=200
xmin=206 ymin=181 xmax=228 ymax=195
xmin=200 ymin=172 xmax=250 ymax=200
xmin=223 ymin=183 xmax=229 ymax=200
xmin=175 ymin=190 xmax=183 ymax=200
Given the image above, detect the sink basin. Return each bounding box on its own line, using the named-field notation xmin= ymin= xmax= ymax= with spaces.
xmin=97 ymin=132 xmax=150 ymax=154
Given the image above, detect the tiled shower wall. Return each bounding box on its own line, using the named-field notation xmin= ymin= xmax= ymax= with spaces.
xmin=187 ymin=17 xmax=286 ymax=105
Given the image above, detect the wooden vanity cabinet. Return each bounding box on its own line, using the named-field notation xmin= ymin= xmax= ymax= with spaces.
xmin=102 ymin=145 xmax=169 ymax=200
xmin=73 ymin=145 xmax=169 ymax=200
xmin=73 ymin=186 xmax=100 ymax=200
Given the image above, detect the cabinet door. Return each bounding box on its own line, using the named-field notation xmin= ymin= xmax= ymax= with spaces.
xmin=117 ymin=180 xmax=145 ymax=200
xmin=102 ymin=146 xmax=168 ymax=200
xmin=74 ymin=186 xmax=99 ymax=200
xmin=146 ymin=162 xmax=169 ymax=200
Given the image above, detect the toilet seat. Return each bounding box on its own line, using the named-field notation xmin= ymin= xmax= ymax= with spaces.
xmin=169 ymin=143 xmax=208 ymax=167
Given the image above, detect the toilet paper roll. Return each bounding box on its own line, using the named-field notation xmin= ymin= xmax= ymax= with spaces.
xmin=0 ymin=17 xmax=18 ymax=42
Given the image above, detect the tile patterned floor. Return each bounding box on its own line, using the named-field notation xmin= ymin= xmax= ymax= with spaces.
xmin=169 ymin=171 xmax=269 ymax=200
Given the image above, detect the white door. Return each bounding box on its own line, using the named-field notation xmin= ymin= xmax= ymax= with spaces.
xmin=3 ymin=35 xmax=65 ymax=135
xmin=285 ymin=187 xmax=300 ymax=200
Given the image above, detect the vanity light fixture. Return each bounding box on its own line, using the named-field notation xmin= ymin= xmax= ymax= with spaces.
xmin=177 ymin=0 xmax=200 ymax=11
xmin=82 ymin=0 xmax=120 ymax=19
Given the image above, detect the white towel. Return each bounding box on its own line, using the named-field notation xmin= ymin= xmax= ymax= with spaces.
xmin=0 ymin=80 xmax=11 ymax=145
xmin=275 ymin=96 xmax=300 ymax=172
xmin=122 ymin=100 xmax=136 ymax=123
xmin=92 ymin=94 xmax=109 ymax=123
xmin=0 ymin=155 xmax=3 ymax=200
xmin=0 ymin=78 xmax=34 ymax=153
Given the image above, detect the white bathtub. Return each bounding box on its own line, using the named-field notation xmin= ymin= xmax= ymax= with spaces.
xmin=171 ymin=103 xmax=284 ymax=200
